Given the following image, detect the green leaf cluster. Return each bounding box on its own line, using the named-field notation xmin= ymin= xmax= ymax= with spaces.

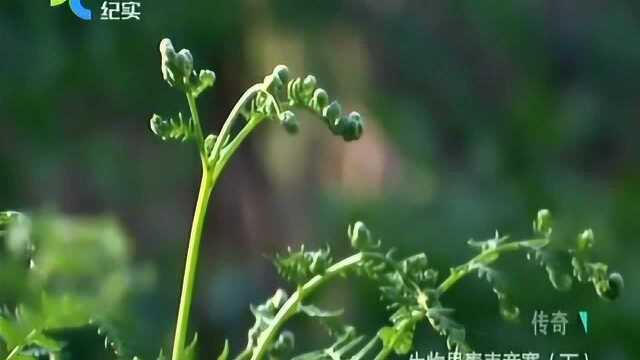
xmin=0 ymin=211 xmax=151 ymax=360
xmin=275 ymin=246 xmax=333 ymax=285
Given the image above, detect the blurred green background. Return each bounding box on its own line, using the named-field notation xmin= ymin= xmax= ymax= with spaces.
xmin=1 ymin=0 xmax=638 ymax=359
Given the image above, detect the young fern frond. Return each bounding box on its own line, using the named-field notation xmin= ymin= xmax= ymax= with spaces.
xmin=149 ymin=38 xmax=366 ymax=360
xmin=151 ymin=38 xmax=363 ymax=166
xmin=225 ymin=210 xmax=622 ymax=360
xmin=150 ymin=113 xmax=194 ymax=142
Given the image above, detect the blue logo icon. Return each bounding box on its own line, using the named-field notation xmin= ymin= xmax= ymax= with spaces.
xmin=51 ymin=0 xmax=92 ymax=21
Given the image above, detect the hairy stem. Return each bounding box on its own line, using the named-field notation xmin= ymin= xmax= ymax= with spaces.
xmin=250 ymin=253 xmax=365 ymax=360
xmin=437 ymin=238 xmax=548 ymax=294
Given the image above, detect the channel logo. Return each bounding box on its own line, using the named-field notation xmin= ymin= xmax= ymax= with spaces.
xmin=50 ymin=0 xmax=92 ymax=21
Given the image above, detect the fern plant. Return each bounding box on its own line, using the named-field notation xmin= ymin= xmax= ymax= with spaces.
xmin=147 ymin=39 xmax=623 ymax=360
xmin=150 ymin=38 xmax=363 ymax=360
xmin=0 ymin=38 xmax=624 ymax=360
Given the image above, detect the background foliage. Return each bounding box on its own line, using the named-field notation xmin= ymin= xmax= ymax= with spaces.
xmin=1 ymin=0 xmax=638 ymax=358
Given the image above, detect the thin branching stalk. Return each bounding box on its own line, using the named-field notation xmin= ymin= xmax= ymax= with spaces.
xmin=245 ymin=238 xmax=547 ymax=360
xmin=185 ymin=92 xmax=206 ymax=166
xmin=171 ymin=87 xmax=266 ymax=360
xmin=208 ymin=84 xmax=264 ymax=167
xmin=155 ymin=38 xmax=364 ymax=360
xmin=249 ymin=253 xmax=365 ymax=360
xmin=437 ymin=238 xmax=548 ymax=294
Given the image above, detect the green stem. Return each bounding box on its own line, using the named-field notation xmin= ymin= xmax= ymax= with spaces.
xmin=437 ymin=238 xmax=548 ymax=294
xmin=215 ymin=115 xmax=265 ymax=175
xmin=172 ymin=86 xmax=269 ymax=360
xmin=209 ymin=84 xmax=263 ymax=166
xmin=233 ymin=348 xmax=252 ymax=360
xmin=352 ymin=336 xmax=380 ymax=360
xmin=171 ymin=171 xmax=214 ymax=360
xmin=186 ymin=92 xmax=206 ymax=167
xmin=249 ymin=253 xmax=365 ymax=360
xmin=6 ymin=345 xmax=22 ymax=360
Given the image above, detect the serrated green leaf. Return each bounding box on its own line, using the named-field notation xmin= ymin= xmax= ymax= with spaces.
xmin=0 ymin=316 xmax=28 ymax=350
xmin=378 ymin=325 xmax=413 ymax=355
xmin=150 ymin=113 xmax=194 ymax=142
xmin=274 ymin=246 xmax=333 ymax=285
